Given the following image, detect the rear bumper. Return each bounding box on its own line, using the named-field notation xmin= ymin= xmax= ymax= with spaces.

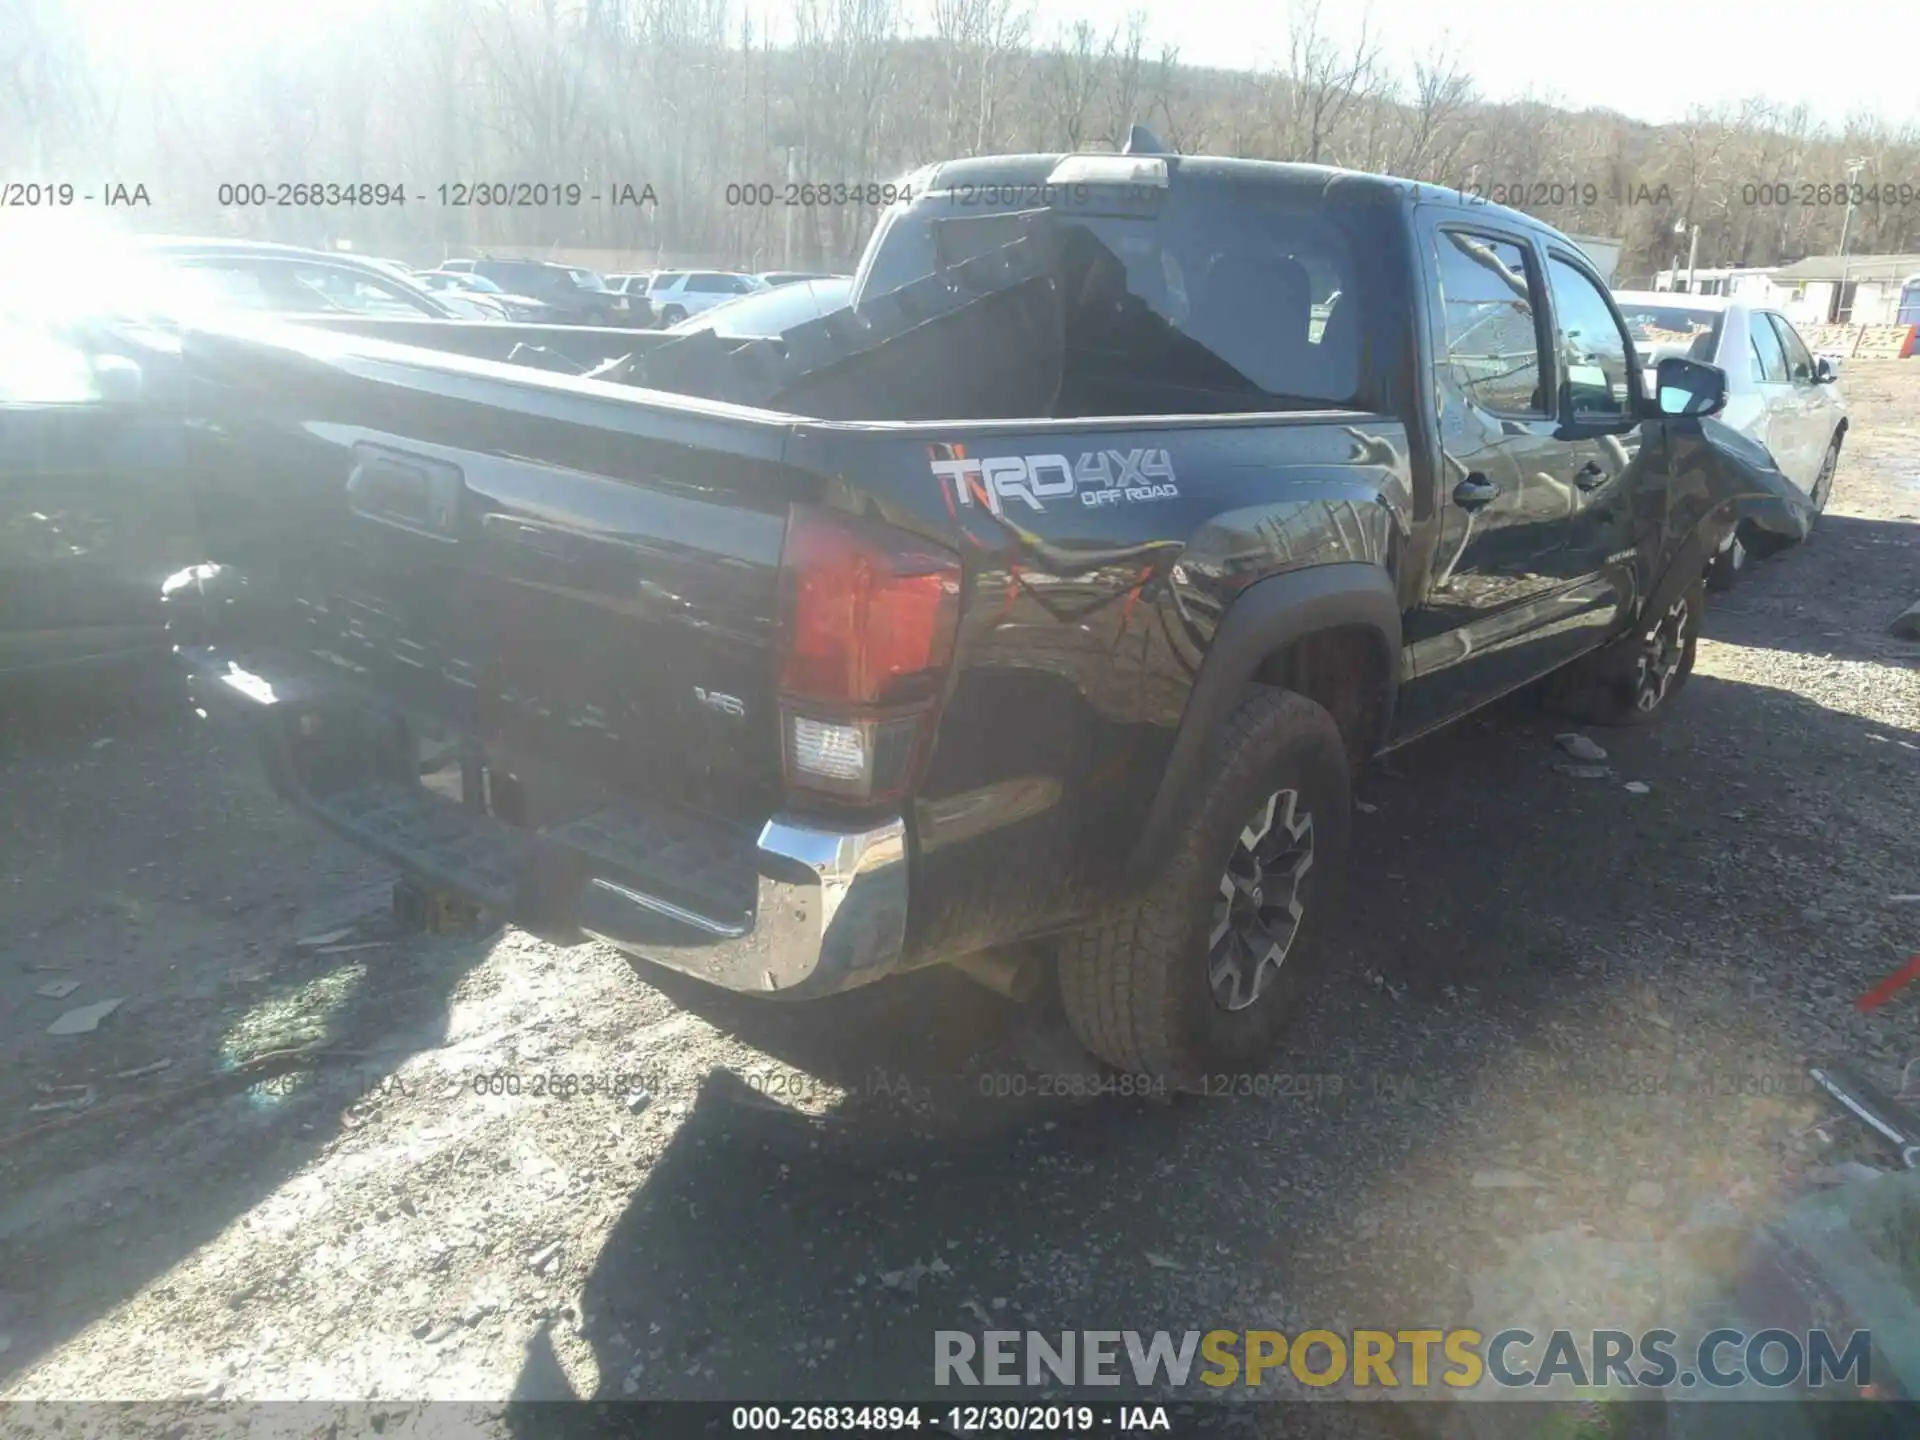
xmin=180 ymin=646 xmax=908 ymax=999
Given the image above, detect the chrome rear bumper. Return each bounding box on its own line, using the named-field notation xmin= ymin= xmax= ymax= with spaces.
xmin=182 ymin=647 xmax=908 ymax=999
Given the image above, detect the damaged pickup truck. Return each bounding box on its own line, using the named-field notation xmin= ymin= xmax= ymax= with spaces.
xmin=168 ymin=140 xmax=1812 ymax=1087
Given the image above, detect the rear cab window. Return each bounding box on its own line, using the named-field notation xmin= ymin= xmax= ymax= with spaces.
xmin=853 ymin=160 xmax=1409 ymax=416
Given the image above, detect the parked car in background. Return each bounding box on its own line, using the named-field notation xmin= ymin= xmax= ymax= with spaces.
xmin=757 ymin=271 xmax=845 ymax=288
xmin=645 ymin=270 xmax=765 ymax=324
xmin=415 ymin=269 xmax=547 ymax=321
xmin=603 ymin=273 xmax=661 ymax=326
xmin=664 ymin=276 xmax=853 ymax=338
xmin=1614 ymin=291 xmax=1848 ymax=586
xmin=363 ymin=257 xmax=418 ymax=281
xmin=0 ymin=308 xmax=192 ymax=679
xmin=0 ymin=237 xmax=479 ymax=681
xmin=439 ymin=257 xmax=636 ymax=326
xmin=142 ymin=239 xmax=464 ymax=322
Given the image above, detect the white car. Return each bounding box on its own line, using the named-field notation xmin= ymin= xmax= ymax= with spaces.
xmin=664 ymin=276 xmax=853 ymax=339
xmin=644 ymin=270 xmax=766 ymax=324
xmin=1614 ymin=292 xmax=1847 ymax=584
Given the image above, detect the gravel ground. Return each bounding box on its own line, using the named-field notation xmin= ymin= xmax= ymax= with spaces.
xmin=1 ymin=361 xmax=1916 ymax=1431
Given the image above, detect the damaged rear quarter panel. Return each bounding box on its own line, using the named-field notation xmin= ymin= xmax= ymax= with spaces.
xmin=797 ymin=413 xmax=1412 ymax=964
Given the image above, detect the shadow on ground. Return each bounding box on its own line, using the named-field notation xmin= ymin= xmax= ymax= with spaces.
xmin=0 ymin=673 xmax=500 ymax=1390
xmin=508 ymin=655 xmax=1920 ymax=1407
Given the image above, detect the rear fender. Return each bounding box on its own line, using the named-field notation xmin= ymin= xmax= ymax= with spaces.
xmin=1125 ymin=562 xmax=1399 ymax=885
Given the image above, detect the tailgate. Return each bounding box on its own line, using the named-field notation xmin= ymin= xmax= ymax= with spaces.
xmin=182 ymin=322 xmax=812 ymax=825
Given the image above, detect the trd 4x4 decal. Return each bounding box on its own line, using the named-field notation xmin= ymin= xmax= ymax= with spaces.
xmin=929 ymin=447 xmax=1179 ymax=516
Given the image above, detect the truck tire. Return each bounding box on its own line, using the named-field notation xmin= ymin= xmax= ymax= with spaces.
xmin=1546 ymin=579 xmax=1703 ymax=727
xmin=1059 ymin=688 xmax=1352 ymax=1091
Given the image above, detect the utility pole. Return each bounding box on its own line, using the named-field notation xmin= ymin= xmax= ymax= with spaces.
xmin=1672 ymin=218 xmax=1700 ymax=293
xmin=784 ymin=144 xmax=801 ymax=269
xmin=1835 ymin=156 xmax=1868 ymax=322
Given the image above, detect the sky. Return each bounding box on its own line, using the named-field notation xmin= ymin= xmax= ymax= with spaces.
xmin=1000 ymin=0 xmax=1920 ymax=130
xmin=73 ymin=0 xmax=1920 ymax=132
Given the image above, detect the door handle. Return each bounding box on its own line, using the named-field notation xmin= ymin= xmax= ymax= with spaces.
xmin=1574 ymin=461 xmax=1609 ymax=490
xmin=1452 ymin=473 xmax=1501 ymax=510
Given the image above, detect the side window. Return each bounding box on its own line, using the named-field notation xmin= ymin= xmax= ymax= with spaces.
xmin=1750 ymin=313 xmax=1788 ymax=384
xmin=1544 ymin=254 xmax=1633 ymax=417
xmin=1432 ymin=230 xmax=1543 ymax=415
xmin=1768 ymin=314 xmax=1815 ymax=382
xmin=724 ymin=275 xmax=753 ymax=294
xmin=173 ymin=262 xmax=279 ymax=312
xmin=289 ymin=266 xmax=436 ymax=317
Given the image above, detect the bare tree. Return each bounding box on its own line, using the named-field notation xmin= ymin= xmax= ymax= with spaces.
xmin=1280 ymin=0 xmax=1382 ymax=165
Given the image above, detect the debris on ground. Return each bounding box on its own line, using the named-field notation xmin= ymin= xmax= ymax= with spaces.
xmin=1552 ymin=763 xmax=1612 ymax=779
xmin=1624 ymin=781 xmax=1651 ymax=794
xmin=33 ymin=980 xmax=81 ymax=1000
xmin=527 ymin=1241 xmax=563 ymax=1274
xmin=1555 ymin=733 xmax=1609 ymax=762
xmin=28 ymin=1085 xmax=96 ymax=1115
xmin=1807 ymin=1162 xmax=1887 ymax=1186
xmin=880 ymin=1258 xmax=951 ymax=1292
xmin=1625 ymin=1180 xmax=1665 ymax=1208
xmin=45 ymin=998 xmax=123 ymax=1036
xmin=294 ymin=928 xmax=355 ymax=949
xmin=108 ymin=1059 xmax=172 ymax=1081
xmin=1144 ymin=1252 xmax=1184 ymax=1270
xmin=1471 ymin=1170 xmax=1543 ymax=1190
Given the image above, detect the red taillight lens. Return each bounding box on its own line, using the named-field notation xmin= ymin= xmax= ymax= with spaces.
xmin=777 ymin=504 xmax=962 ymax=804
xmin=780 ymin=506 xmax=959 ymax=704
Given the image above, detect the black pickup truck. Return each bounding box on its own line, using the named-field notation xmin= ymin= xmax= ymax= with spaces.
xmin=169 ymin=146 xmax=1805 ymax=1088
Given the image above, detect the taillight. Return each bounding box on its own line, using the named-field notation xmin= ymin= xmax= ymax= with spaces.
xmin=777 ymin=503 xmax=962 ymax=805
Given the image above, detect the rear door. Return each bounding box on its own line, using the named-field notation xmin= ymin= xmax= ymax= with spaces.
xmin=1745 ymin=310 xmax=1804 ymax=481
xmin=1763 ymin=312 xmax=1828 ymax=488
xmin=1400 ymin=218 xmax=1588 ymax=730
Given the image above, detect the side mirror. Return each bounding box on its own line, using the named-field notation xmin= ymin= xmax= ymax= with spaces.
xmin=1814 ymin=355 xmax=1840 ymax=384
xmin=1651 ymin=356 xmax=1726 ymax=418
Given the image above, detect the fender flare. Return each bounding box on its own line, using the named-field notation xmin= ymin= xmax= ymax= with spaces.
xmin=1125 ymin=562 xmax=1401 ymax=884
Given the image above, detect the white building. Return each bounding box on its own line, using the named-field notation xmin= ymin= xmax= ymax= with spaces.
xmin=1652 ymin=252 xmax=1920 ymax=328
xmin=1762 ymin=252 xmax=1920 ymax=328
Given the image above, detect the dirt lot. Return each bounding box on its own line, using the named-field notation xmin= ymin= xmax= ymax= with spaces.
xmin=2 ymin=362 xmax=1917 ymax=1427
